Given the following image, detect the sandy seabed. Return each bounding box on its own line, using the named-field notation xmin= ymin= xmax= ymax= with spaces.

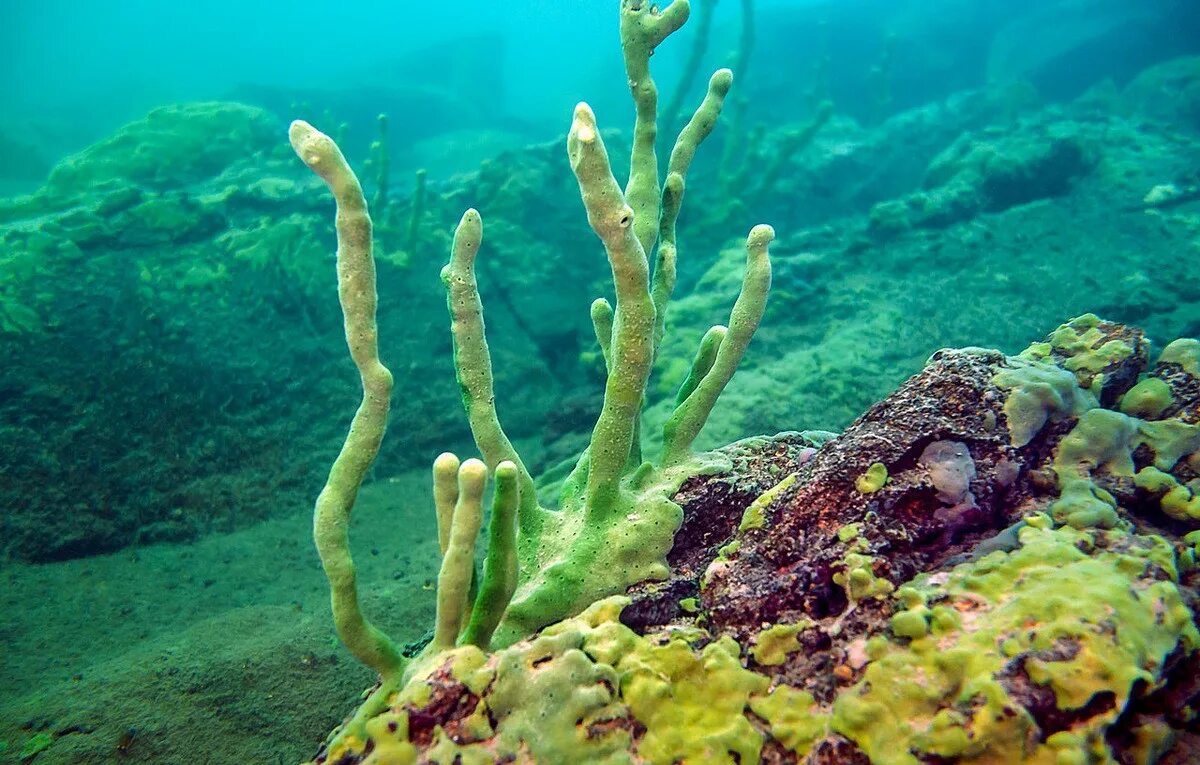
xmin=0 ymin=470 xmax=440 ymax=765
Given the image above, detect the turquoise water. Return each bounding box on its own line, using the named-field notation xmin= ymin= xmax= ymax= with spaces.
xmin=2 ymin=1 xmax=1199 ymax=762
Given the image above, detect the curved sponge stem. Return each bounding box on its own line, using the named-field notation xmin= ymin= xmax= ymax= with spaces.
xmin=567 ymin=102 xmax=657 ymax=517
xmin=463 ymin=460 xmax=521 ymax=649
xmin=441 ymin=210 xmax=540 ymax=531
xmin=291 ymin=119 xmax=404 ymax=680
xmin=661 ymin=224 xmax=774 ymax=466
xmin=434 ymin=458 xmax=488 ymax=649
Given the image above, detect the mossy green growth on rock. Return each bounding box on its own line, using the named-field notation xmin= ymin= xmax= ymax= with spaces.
xmin=748 ymin=685 xmax=829 ymax=756
xmin=0 ymin=245 xmax=47 ymax=335
xmin=855 ymin=462 xmax=889 ymax=493
xmin=1158 ymin=338 xmax=1200 ymax=375
xmin=1046 ymin=313 xmax=1135 ymax=378
xmin=19 ymin=732 xmax=52 ymax=759
xmin=750 ymin=620 xmax=812 ymax=666
xmin=1046 ymin=404 xmax=1200 ymax=529
xmin=833 ymin=518 xmax=1199 ymax=765
xmin=993 ymin=356 xmax=1096 ymax=447
xmin=1050 ymin=408 xmax=1139 ymax=529
xmin=738 ymin=472 xmax=797 ymax=532
xmin=833 ymin=531 xmax=896 ymax=602
xmin=314 ymin=507 xmax=1198 ymax=765
xmin=1120 ymin=377 xmax=1174 ymax=418
xmin=323 ymin=597 xmax=792 ymax=765
xmin=45 ymin=102 xmax=277 ymax=195
xmin=1183 ymin=530 xmax=1200 ymax=572
xmin=1135 ymin=467 xmax=1200 ymax=523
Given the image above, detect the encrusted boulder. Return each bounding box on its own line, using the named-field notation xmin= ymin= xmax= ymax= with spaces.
xmin=306 ymin=316 xmax=1200 ymax=764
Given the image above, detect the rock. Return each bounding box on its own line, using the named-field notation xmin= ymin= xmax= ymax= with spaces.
xmin=308 ymin=318 xmax=1200 ymax=764
xmin=868 ymin=118 xmax=1093 ymax=236
xmin=1124 ymin=56 xmax=1200 ymax=133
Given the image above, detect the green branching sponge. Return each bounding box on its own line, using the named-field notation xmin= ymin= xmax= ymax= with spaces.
xmin=438 ymin=0 xmax=774 ymax=646
xmin=299 ymin=0 xmax=778 ymax=757
xmin=292 ymin=120 xmax=527 ymax=758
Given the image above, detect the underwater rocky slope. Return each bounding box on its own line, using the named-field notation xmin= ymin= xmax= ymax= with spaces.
xmin=313 ymin=315 xmax=1200 ymax=765
xmin=1 ymin=5 xmax=1200 ymax=763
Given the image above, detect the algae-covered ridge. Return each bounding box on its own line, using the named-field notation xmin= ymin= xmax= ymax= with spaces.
xmin=290 ymin=3 xmax=1200 ymax=764
xmin=301 ymin=312 xmax=1200 ymax=763
xmin=311 ymin=516 xmax=1198 ymax=765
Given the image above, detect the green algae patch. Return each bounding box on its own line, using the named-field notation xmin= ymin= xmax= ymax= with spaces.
xmin=1183 ymin=530 xmax=1200 ymax=573
xmin=1046 ymin=406 xmax=1200 ymax=528
xmin=993 ymin=357 xmax=1095 ymax=447
xmin=834 ymin=545 xmax=896 ymax=603
xmin=315 ymin=520 xmax=1198 ymax=765
xmin=1050 ymin=408 xmax=1139 ymax=528
xmin=1138 ymin=418 xmax=1200 ymax=471
xmin=890 ymin=607 xmax=930 ymax=639
xmin=749 ymin=685 xmax=829 ymax=757
xmin=855 ymin=462 xmax=888 ymax=493
xmin=1119 ymin=377 xmax=1173 ymax=419
xmin=449 ymin=645 xmax=494 ymax=695
xmin=832 ymin=523 xmax=1199 ymax=764
xmin=751 ymin=621 xmax=813 ymax=666
xmin=1135 ymin=467 xmax=1200 ymax=523
xmin=19 ymin=732 xmax=52 ymax=759
xmin=1047 ymin=315 xmax=1134 ymax=376
xmin=488 ymin=628 xmax=629 ymax=763
xmin=620 ymin=635 xmax=769 ymax=764
xmin=580 ymin=598 xmax=774 ymax=764
xmin=837 ymin=522 xmax=862 ymax=543
xmin=738 ymin=472 xmax=797 ymax=532
xmin=324 ymin=597 xmax=796 ymax=764
xmin=834 ymin=527 xmax=896 ymax=603
xmin=1158 ymin=338 xmax=1200 ymax=375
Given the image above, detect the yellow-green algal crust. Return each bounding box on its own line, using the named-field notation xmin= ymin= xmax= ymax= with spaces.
xmin=832 ymin=522 xmax=1199 ymax=765
xmin=1050 ymin=408 xmax=1139 ymax=529
xmin=890 ymin=607 xmax=931 ymax=640
xmin=1119 ymin=377 xmax=1174 ymax=419
xmin=484 ymin=627 xmax=630 ymax=762
xmin=1135 ymin=467 xmax=1200 ymax=523
xmin=992 ymin=357 xmax=1096 ymax=447
xmin=619 ymin=634 xmax=769 ymax=763
xmin=1046 ymin=314 xmax=1135 ymax=379
xmin=326 ymin=597 xmax=838 ymax=765
xmin=1046 ymin=406 xmax=1200 ymax=529
xmin=750 ymin=620 xmax=813 ymax=666
xmin=837 ymin=522 xmax=863 ymax=543
xmin=834 ymin=550 xmax=896 ymax=602
xmin=1138 ymin=418 xmax=1200 ymax=472
xmin=1183 ymin=531 xmax=1200 ymax=573
xmin=834 ymin=533 xmax=896 ymax=603
xmin=738 ymin=472 xmax=797 ymax=532
xmin=855 ymin=462 xmax=888 ymax=493
xmin=1158 ymin=338 xmax=1200 ymax=375
xmin=749 ymin=685 xmax=830 ymax=758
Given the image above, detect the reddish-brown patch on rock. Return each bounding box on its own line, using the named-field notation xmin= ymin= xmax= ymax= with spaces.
xmin=403 ymin=663 xmax=485 ymax=747
xmin=624 ymin=432 xmax=823 ymax=630
xmin=701 ymin=348 xmax=1030 ymax=635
